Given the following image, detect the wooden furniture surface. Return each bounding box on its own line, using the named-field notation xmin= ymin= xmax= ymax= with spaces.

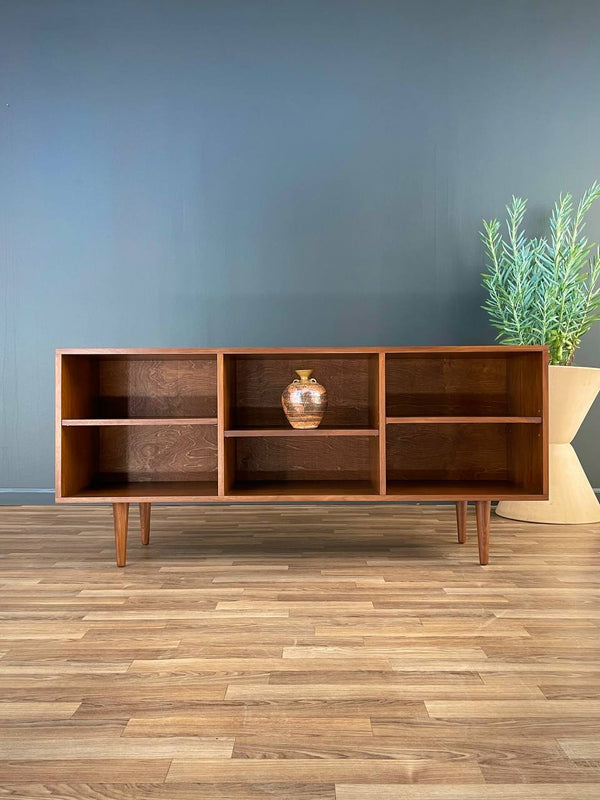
xmin=56 ymin=347 xmax=548 ymax=565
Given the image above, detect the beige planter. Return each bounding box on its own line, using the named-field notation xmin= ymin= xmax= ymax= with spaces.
xmin=497 ymin=364 xmax=600 ymax=524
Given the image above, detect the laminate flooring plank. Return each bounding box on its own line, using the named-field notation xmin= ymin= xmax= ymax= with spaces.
xmin=559 ymin=739 xmax=600 ymax=759
xmin=0 ymin=736 xmax=233 ymax=759
xmin=225 ymin=684 xmax=543 ymax=701
xmin=165 ymin=758 xmax=485 ymax=783
xmin=336 ymin=786 xmax=600 ymax=799
xmin=0 ymin=784 xmax=336 ymax=799
xmin=0 ymin=703 xmax=80 ymax=721
xmin=425 ymin=699 xmax=600 ymax=718
xmin=0 ymin=759 xmax=170 ymax=782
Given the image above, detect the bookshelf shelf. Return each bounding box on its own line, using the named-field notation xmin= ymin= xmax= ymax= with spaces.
xmin=62 ymin=418 xmax=218 ymax=426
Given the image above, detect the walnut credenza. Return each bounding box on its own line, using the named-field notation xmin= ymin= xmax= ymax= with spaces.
xmin=55 ymin=347 xmax=548 ymax=566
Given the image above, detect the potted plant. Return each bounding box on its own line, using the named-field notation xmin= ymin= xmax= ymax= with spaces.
xmin=481 ymin=183 xmax=600 ymax=523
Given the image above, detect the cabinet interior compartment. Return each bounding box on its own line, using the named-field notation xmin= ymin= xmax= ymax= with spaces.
xmin=385 ymin=352 xmax=544 ymax=417
xmin=61 ymin=355 xmax=217 ymax=419
xmin=60 ymin=424 xmax=218 ymax=497
xmin=224 ymin=434 xmax=380 ymax=496
xmin=224 ymin=353 xmax=380 ymax=429
xmin=386 ymin=422 xmax=544 ymax=496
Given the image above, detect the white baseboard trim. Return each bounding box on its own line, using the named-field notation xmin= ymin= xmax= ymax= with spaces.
xmin=0 ymin=488 xmax=55 ymax=494
xmin=0 ymin=488 xmax=55 ymax=505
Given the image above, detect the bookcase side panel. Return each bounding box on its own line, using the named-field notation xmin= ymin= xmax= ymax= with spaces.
xmin=374 ymin=352 xmax=386 ymax=494
xmin=218 ymin=354 xmax=236 ymax=495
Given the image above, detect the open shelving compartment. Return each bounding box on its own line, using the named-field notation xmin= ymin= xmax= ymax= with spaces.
xmin=220 ymin=352 xmax=382 ymax=497
xmin=61 ymin=352 xmax=218 ymax=421
xmin=58 ymin=353 xmax=219 ymax=499
xmin=223 ymin=434 xmax=380 ymax=498
xmin=60 ymin=424 xmax=218 ymax=500
xmin=385 ymin=349 xmax=545 ymax=419
xmin=385 ymin=349 xmax=546 ymax=499
xmin=386 ymin=422 xmax=544 ymax=499
xmin=222 ymin=352 xmax=380 ymax=431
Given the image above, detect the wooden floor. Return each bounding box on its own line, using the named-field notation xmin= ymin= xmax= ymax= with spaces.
xmin=0 ymin=504 xmax=599 ymax=799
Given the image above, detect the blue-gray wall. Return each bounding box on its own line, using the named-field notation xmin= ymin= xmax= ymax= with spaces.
xmin=1 ymin=0 xmax=599 ymax=501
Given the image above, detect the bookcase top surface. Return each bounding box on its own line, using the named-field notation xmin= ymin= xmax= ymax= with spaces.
xmin=56 ymin=345 xmax=548 ymax=356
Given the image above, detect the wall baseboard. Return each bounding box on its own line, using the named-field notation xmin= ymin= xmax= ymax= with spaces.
xmin=0 ymin=489 xmax=55 ymax=505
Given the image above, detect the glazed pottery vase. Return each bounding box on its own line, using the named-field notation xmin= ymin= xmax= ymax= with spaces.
xmin=497 ymin=364 xmax=600 ymax=524
xmin=281 ymin=370 xmax=328 ymax=429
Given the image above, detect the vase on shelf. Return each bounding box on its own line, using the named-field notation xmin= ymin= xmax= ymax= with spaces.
xmin=496 ymin=364 xmax=600 ymax=524
xmin=281 ymin=370 xmax=328 ymax=429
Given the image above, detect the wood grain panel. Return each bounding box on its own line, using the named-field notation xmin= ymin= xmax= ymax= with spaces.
xmin=60 ymin=427 xmax=98 ymax=497
xmin=385 ymin=355 xmax=509 ymax=416
xmin=386 ymin=424 xmax=508 ymax=482
xmin=63 ymin=417 xmax=218 ymax=426
xmin=98 ymin=357 xmax=217 ymax=418
xmin=336 ymin=787 xmax=600 ymax=799
xmin=506 ymin=351 xmax=545 ymax=417
xmin=506 ymin=352 xmax=548 ymax=496
xmin=218 ymin=354 xmax=236 ymax=495
xmin=234 ymin=436 xmax=374 ymax=482
xmin=98 ymin=425 xmax=218 ymax=482
xmin=60 ymin=355 xmax=98 ymax=419
xmin=224 ymin=428 xmax=378 ymax=437
xmin=56 ymin=346 xmax=547 ymax=354
xmin=386 ymin=416 xmax=541 ymax=424
xmin=508 ymin=422 xmax=545 ymax=495
xmin=0 ymin=785 xmax=336 ymax=799
xmin=165 ymin=758 xmax=485 ymax=783
xmin=68 ymin=481 xmax=218 ymax=500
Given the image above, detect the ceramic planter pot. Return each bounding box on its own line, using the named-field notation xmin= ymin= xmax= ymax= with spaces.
xmin=497 ymin=364 xmax=600 ymax=524
xmin=281 ymin=370 xmax=328 ymax=429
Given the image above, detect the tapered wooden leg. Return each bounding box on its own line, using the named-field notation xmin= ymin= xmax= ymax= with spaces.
xmin=113 ymin=503 xmax=129 ymax=567
xmin=455 ymin=501 xmax=467 ymax=544
xmin=140 ymin=503 xmax=151 ymax=546
xmin=475 ymin=500 xmax=491 ymax=565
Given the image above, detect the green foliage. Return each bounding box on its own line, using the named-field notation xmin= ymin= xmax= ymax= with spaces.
xmin=481 ymin=183 xmax=600 ymax=365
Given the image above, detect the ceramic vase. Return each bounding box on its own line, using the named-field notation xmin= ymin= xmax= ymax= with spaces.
xmin=281 ymin=370 xmax=328 ymax=429
xmin=497 ymin=364 xmax=600 ymax=524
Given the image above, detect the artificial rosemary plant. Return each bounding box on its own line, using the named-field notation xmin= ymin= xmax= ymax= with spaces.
xmin=481 ymin=183 xmax=600 ymax=365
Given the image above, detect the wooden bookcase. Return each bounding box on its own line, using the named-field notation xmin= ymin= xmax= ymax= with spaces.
xmin=56 ymin=347 xmax=548 ymax=566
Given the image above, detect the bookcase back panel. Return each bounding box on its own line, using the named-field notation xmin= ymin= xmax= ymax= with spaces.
xmin=386 ymin=423 xmax=509 ymax=481
xmin=61 ymin=355 xmax=217 ymax=419
xmin=386 ymin=352 xmax=545 ymax=418
xmin=97 ymin=425 xmax=218 ymax=482
xmin=98 ymin=358 xmax=216 ymax=418
xmin=386 ymin=355 xmax=509 ymax=416
xmin=234 ymin=436 xmax=374 ymax=482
